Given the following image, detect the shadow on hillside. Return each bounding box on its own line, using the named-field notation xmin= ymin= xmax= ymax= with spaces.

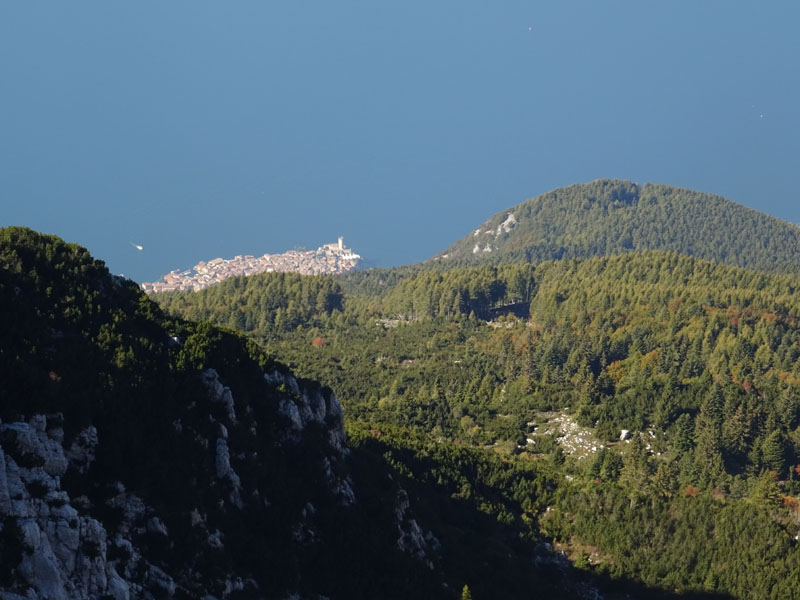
xmin=593 ymin=573 xmax=734 ymax=600
xmin=488 ymin=301 xmax=531 ymax=320
xmin=348 ymin=434 xmax=735 ymax=600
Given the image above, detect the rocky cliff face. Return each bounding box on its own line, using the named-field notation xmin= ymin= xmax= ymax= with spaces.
xmin=0 ymin=416 xmax=129 ymax=600
xmin=0 ymin=366 xmax=354 ymax=600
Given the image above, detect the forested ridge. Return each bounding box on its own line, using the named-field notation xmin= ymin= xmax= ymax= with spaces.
xmin=156 ymin=248 xmax=800 ymax=599
xmin=433 ymin=179 xmax=800 ymax=273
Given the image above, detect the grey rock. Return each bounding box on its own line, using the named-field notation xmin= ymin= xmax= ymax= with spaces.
xmin=215 ymin=438 xmax=233 ymax=480
xmin=278 ymin=399 xmax=303 ymax=430
xmin=0 ymin=448 xmax=13 ymax=513
xmin=286 ymin=376 xmax=300 ymax=395
xmin=146 ymin=517 xmax=168 ymax=537
xmin=394 ymin=489 xmax=435 ymax=569
xmin=145 ymin=565 xmax=175 ymax=596
xmin=1 ymin=420 xmax=67 ymax=478
xmin=202 ymin=369 xmax=237 ymax=423
xmin=65 ymin=427 xmax=98 ymax=475
xmin=105 ymin=564 xmax=130 ymax=600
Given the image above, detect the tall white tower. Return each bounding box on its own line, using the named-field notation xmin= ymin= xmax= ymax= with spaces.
xmin=338 ymin=236 xmax=344 ymax=251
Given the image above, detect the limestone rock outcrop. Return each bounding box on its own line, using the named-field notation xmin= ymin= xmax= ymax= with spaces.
xmin=0 ymin=367 xmax=356 ymax=600
xmin=394 ymin=489 xmax=440 ymax=570
xmin=0 ymin=417 xmax=139 ymax=600
xmin=265 ymin=369 xmax=354 ymax=506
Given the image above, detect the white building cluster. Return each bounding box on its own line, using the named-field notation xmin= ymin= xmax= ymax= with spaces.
xmin=142 ymin=237 xmax=361 ymax=293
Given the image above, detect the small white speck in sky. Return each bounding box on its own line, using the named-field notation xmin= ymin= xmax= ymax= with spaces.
xmin=130 ymin=242 xmax=143 ymax=251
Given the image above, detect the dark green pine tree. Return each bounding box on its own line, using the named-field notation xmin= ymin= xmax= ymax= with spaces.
xmin=620 ymin=434 xmax=652 ymax=500
xmin=693 ymin=389 xmax=727 ymax=486
xmin=671 ymin=413 xmax=694 ymax=456
xmin=761 ymin=429 xmax=788 ymax=476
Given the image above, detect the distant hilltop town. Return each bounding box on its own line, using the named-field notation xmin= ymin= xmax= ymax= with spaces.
xmin=142 ymin=237 xmax=361 ymax=293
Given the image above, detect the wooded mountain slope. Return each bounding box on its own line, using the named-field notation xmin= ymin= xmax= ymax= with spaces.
xmin=156 ymin=249 xmax=800 ymax=599
xmin=433 ymin=179 xmax=800 ymax=272
xmin=2 ymin=227 xmax=619 ymax=599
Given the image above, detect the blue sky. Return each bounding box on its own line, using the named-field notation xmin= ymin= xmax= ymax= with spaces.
xmin=2 ymin=2 xmax=799 ymax=282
